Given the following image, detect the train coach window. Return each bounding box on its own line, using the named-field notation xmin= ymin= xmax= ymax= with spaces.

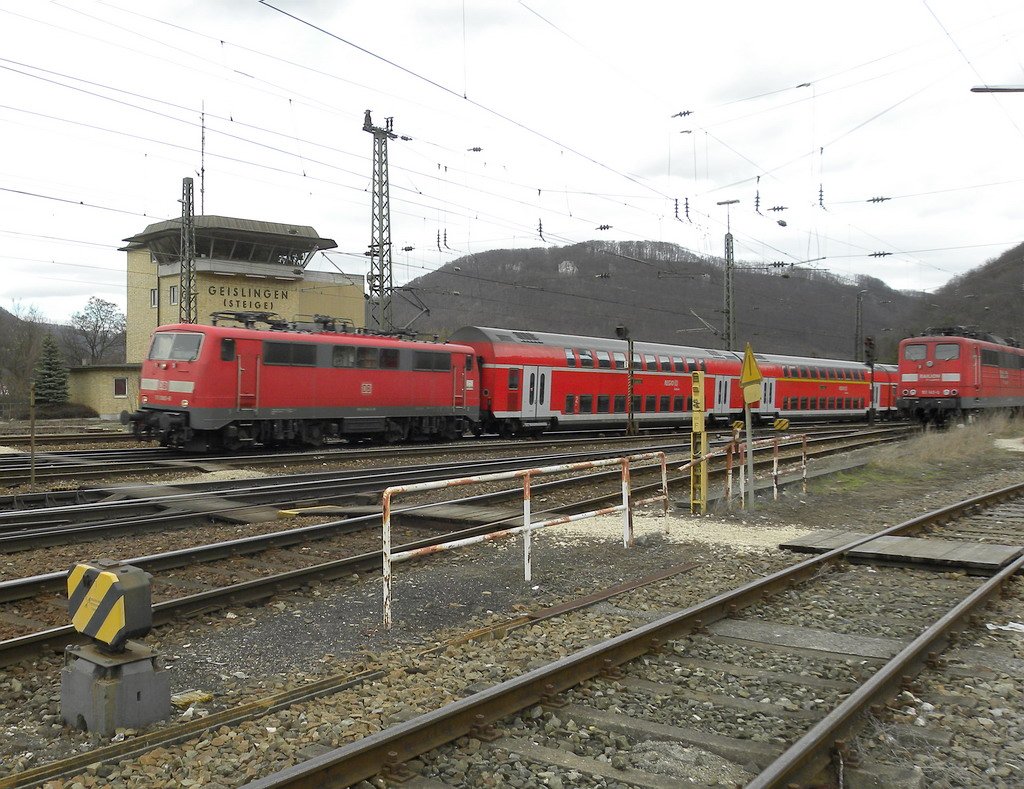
xmin=660 ymin=395 xmax=670 ymax=411
xmin=220 ymin=338 xmax=236 ymax=362
xmin=380 ymin=349 xmax=400 ymax=369
xmin=597 ymin=395 xmax=610 ymax=413
xmin=596 ymin=351 xmax=611 ymax=369
xmin=564 ymin=348 xmax=577 ymax=367
xmin=149 ymin=332 xmax=202 ymax=361
xmin=465 ymin=356 xmax=473 ymax=371
xmin=845 ymin=398 xmax=853 ymax=409
xmin=614 ymin=395 xmax=626 ymax=412
xmin=508 ymin=368 xmax=520 ymax=390
xmin=578 ymin=349 xmax=594 ymax=368
xmin=579 ymin=394 xmax=593 ymax=413
xmin=357 ymin=347 xmax=379 ymax=369
xmin=565 ymin=394 xmax=575 ymax=413
xmin=935 ymin=343 xmax=960 ymax=360
xmin=333 ymin=346 xmax=357 ymax=368
xmin=799 ymin=397 xmax=808 ymax=410
xmin=644 ymin=354 xmax=657 ymax=370
xmin=673 ymin=396 xmax=684 ymax=411
xmin=645 ymin=395 xmax=657 ymax=412
xmin=904 ymin=344 xmax=927 ymax=361
xmin=632 ymin=395 xmax=642 ymax=412
xmin=632 ymin=353 xmax=643 ymax=370
xmin=828 ymin=397 xmax=835 ymax=409
xmin=818 ymin=397 xmax=826 ymax=409
xmin=613 ymin=352 xmax=627 ymax=370
xmin=659 ymin=356 xmax=672 ymax=372
xmin=672 ymin=356 xmax=686 ymax=372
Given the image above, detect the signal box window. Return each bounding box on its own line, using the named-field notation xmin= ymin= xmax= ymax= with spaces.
xmin=596 ymin=351 xmax=611 ymax=369
xmin=508 ymin=368 xmax=520 ymax=390
xmin=579 ymin=394 xmax=593 ymax=412
xmin=935 ymin=343 xmax=960 ymax=360
xmin=564 ymin=348 xmax=576 ymax=367
xmin=169 ymin=285 xmax=179 ymax=305
xmin=903 ymin=344 xmax=927 ymax=361
xmin=220 ymin=339 xmax=236 ymax=361
xmin=149 ymin=289 xmax=158 ymax=308
xmin=597 ymin=395 xmax=610 ymax=413
xmin=113 ymin=378 xmax=128 ymax=398
xmin=380 ymin=349 xmax=400 ymax=369
xmin=645 ymin=395 xmax=656 ymax=412
xmin=578 ymin=349 xmax=594 ymax=368
xmin=613 ymin=352 xmax=626 ymax=370
xmin=333 ymin=346 xmax=357 ymax=368
xmin=613 ymin=395 xmax=626 ymax=412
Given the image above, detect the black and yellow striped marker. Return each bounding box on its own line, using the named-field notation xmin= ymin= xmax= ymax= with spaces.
xmin=67 ymin=561 xmax=153 ymax=651
xmin=774 ymin=418 xmax=791 ymax=431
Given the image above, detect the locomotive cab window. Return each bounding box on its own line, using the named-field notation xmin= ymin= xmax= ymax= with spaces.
xmin=903 ymin=344 xmax=927 ymax=361
xmin=220 ymin=338 xmax=236 ymax=362
xmin=465 ymin=356 xmax=473 ymax=371
xmin=935 ymin=343 xmax=960 ymax=360
xmin=414 ymin=351 xmax=450 ymax=371
xmin=149 ymin=332 xmax=202 ymax=362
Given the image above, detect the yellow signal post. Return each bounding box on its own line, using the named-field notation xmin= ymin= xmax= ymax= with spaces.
xmin=690 ymin=371 xmax=708 ymax=514
xmin=739 ymin=343 xmax=763 ymax=510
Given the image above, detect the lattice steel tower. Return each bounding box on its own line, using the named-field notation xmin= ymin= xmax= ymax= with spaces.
xmin=179 ymin=177 xmax=197 ymax=324
xmin=364 ymin=110 xmax=397 ymax=333
xmin=717 ymin=199 xmax=739 ymax=351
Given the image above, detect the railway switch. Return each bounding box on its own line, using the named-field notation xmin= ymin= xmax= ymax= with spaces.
xmin=61 ymin=560 xmax=170 ymax=736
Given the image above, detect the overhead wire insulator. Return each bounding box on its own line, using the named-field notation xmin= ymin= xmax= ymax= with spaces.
xmin=596 ymin=224 xmax=612 ymax=230
xmin=674 ymin=198 xmax=680 ymax=221
xmin=868 ymin=196 xmax=891 ymax=203
xmin=754 ymin=176 xmax=761 ymax=214
xmin=444 ymin=230 xmax=453 ymax=250
xmin=767 ymin=205 xmax=788 ymax=212
xmin=869 ymin=251 xmax=892 ymax=258
xmin=671 ymin=110 xmax=693 ymax=117
xmin=467 ymin=146 xmax=482 ymax=152
xmin=436 ymin=231 xmax=442 ymax=252
xmin=538 ymin=219 xmax=545 ymax=242
xmin=684 ymin=197 xmax=690 ymax=222
xmin=818 ymin=185 xmax=825 ymax=209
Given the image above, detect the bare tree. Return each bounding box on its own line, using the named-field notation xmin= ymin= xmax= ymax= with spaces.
xmin=0 ymin=301 xmax=48 ymax=408
xmin=68 ymin=297 xmax=126 ymax=365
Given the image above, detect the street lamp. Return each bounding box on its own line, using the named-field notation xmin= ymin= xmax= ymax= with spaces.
xmin=615 ymin=325 xmax=637 ymax=436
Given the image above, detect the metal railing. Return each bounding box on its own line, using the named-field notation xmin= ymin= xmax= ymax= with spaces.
xmin=381 ymin=452 xmax=669 ymax=628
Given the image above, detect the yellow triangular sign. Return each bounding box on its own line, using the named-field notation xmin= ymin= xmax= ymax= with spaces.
xmin=740 ymin=342 xmax=762 ymax=405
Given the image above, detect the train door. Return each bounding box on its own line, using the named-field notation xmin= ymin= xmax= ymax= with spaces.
xmin=522 ymin=366 xmax=551 ymax=420
xmin=236 ymin=339 xmax=260 ymax=411
xmin=712 ymin=376 xmax=731 ymax=416
xmin=452 ymin=355 xmax=466 ymax=408
xmin=758 ymin=378 xmax=776 ymax=415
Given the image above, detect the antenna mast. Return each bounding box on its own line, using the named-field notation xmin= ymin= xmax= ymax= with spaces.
xmin=199 ymin=101 xmax=205 ymax=214
xmin=364 ymin=110 xmax=398 ymax=333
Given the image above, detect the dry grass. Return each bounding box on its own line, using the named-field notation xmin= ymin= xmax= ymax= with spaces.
xmin=871 ymin=413 xmax=1023 ymax=472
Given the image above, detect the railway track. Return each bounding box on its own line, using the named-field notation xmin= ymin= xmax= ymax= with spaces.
xmin=242 ymin=481 xmax=1024 ymax=788
xmin=4 ymin=479 xmax=1022 ymax=788
xmin=0 ymin=424 xmax=909 ymax=488
xmin=0 ymin=427 xmax=910 ymax=664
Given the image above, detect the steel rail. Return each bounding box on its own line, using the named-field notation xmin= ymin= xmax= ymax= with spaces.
xmin=241 ymin=480 xmax=1024 ymax=789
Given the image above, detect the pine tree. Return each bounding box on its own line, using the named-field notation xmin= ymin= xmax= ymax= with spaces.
xmin=33 ymin=334 xmax=69 ymax=405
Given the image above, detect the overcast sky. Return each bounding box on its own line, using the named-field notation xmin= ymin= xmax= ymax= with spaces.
xmin=2 ymin=0 xmax=1023 ymax=322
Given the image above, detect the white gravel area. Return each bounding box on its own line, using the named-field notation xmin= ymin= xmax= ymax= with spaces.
xmin=164 ymin=469 xmax=271 ymax=484
xmin=995 ymin=438 xmax=1024 ymax=453
xmin=528 ymin=511 xmax=811 ymax=554
xmin=0 ymin=445 xmax=22 ymax=455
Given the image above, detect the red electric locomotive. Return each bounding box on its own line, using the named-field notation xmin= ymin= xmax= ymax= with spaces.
xmin=897 ymin=327 xmax=1024 ymax=424
xmin=449 ymin=327 xmax=897 ymax=437
xmin=124 ymin=316 xmax=480 ymax=450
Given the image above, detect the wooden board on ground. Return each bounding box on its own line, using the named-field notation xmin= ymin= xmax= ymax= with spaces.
xmin=780 ymin=529 xmax=1023 ymax=573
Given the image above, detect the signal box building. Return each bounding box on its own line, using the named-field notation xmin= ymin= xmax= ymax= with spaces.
xmin=122 ymin=216 xmax=363 ymax=364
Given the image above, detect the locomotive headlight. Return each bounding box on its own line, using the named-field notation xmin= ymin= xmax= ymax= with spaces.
xmin=141 ymin=395 xmax=148 ymax=404
xmin=943 ymin=389 xmax=950 ymax=396
xmin=181 ymin=399 xmax=189 ymax=407
xmin=909 ymin=389 xmax=917 ymax=396
xmin=951 ymin=389 xmax=958 ymax=395
xmin=901 ymin=389 xmax=909 ymax=396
